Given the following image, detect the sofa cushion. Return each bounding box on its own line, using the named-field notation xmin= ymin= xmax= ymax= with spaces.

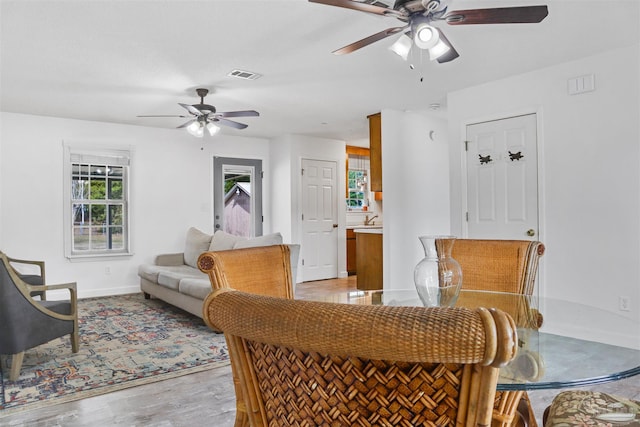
xmin=209 ymin=230 xmax=244 ymax=251
xmin=233 ymin=232 xmax=283 ymax=249
xmin=184 ymin=227 xmax=213 ymax=268
xmin=179 ymin=278 xmax=213 ymax=300
xmin=139 ymin=264 xmax=202 ymax=286
xmin=138 ymin=264 xmax=159 ymax=282
xmin=157 ymin=266 xmax=206 ymax=291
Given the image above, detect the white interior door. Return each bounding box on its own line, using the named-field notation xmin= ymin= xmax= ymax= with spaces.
xmin=466 ymin=114 xmax=539 ymax=240
xmin=301 ymin=159 xmax=338 ymax=281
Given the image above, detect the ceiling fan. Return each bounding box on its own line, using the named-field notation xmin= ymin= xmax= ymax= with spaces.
xmin=309 ymin=0 xmax=548 ymax=63
xmin=137 ymin=88 xmax=259 ymax=137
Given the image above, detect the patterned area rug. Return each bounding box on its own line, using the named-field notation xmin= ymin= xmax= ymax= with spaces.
xmin=0 ymin=293 xmax=229 ymax=414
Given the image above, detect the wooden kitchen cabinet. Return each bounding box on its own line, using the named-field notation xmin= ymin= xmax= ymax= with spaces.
xmin=368 ymin=112 xmax=382 ymax=193
xmin=346 ymin=228 xmax=357 ymax=275
xmin=356 ymin=230 xmax=383 ymax=290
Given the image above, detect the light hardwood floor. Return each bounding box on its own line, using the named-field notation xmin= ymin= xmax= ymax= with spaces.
xmin=1 ymin=276 xmax=638 ymax=426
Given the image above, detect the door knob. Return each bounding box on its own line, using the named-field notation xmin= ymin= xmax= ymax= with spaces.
xmin=333 ymin=224 xmax=338 ymax=228
xmin=526 ymin=229 xmax=535 ymax=237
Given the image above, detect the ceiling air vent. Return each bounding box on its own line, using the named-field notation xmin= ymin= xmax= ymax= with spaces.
xmin=227 ymin=69 xmax=262 ymax=80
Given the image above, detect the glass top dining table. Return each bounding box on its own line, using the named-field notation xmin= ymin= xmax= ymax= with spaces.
xmin=298 ymin=288 xmax=640 ymax=391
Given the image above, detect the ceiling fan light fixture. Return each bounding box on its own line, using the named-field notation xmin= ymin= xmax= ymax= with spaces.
xmin=187 ymin=121 xmax=200 ymax=132
xmin=206 ymin=122 xmax=220 ymax=136
xmin=193 ymin=126 xmax=205 ymax=138
xmin=389 ymin=34 xmax=412 ymax=61
xmin=413 ymin=23 xmax=439 ymax=50
xmin=428 ymin=38 xmax=450 ymax=60
xmin=187 ymin=121 xmax=204 ymax=137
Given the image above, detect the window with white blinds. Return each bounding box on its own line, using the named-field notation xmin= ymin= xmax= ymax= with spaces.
xmin=63 ymin=145 xmax=132 ymax=258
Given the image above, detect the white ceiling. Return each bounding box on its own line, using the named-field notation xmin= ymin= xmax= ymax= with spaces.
xmin=1 ymin=0 xmax=638 ymax=141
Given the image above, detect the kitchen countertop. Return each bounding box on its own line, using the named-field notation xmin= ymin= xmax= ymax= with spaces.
xmin=353 ymin=227 xmax=383 ymax=234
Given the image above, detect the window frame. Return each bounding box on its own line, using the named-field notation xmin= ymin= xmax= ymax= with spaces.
xmin=347 ymin=168 xmax=368 ymax=210
xmin=63 ymin=144 xmax=133 ymax=259
xmin=345 ymin=150 xmax=370 ymax=212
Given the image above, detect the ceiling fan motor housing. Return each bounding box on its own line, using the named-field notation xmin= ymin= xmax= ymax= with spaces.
xmin=194 ymin=104 xmax=216 ymax=114
xmin=394 ymin=0 xmax=443 ymax=16
xmin=194 ymin=88 xmax=216 ymax=114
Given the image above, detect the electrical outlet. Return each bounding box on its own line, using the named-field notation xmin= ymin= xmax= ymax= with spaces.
xmin=105 ymin=266 xmax=111 ymax=275
xmin=619 ymin=296 xmax=631 ymax=312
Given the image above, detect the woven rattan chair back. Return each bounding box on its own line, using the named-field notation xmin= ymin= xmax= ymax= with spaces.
xmin=198 ymin=244 xmax=294 ymax=427
xmin=198 ymin=244 xmax=293 ymax=298
xmin=452 ymin=239 xmax=545 ymax=427
xmin=206 ymin=289 xmax=518 ymax=427
xmin=451 ymin=239 xmax=545 ymax=295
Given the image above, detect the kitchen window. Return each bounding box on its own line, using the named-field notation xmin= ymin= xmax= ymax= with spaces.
xmin=346 ymin=153 xmax=369 ymax=211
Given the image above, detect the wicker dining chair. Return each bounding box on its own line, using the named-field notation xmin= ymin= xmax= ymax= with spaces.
xmin=198 ymin=244 xmax=294 ymax=427
xmin=452 ymin=239 xmax=545 ymax=427
xmin=205 ymin=288 xmax=518 ymax=427
xmin=198 ymin=244 xmax=294 ymax=299
xmin=452 ymin=239 xmax=545 ymax=296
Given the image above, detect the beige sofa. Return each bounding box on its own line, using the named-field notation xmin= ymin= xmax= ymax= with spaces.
xmin=138 ymin=228 xmax=299 ymax=318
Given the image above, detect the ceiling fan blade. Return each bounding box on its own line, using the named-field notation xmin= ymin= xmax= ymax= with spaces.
xmin=176 ymin=119 xmax=196 ymax=129
xmin=137 ymin=114 xmax=189 ymax=118
xmin=216 ymin=118 xmax=249 ymax=129
xmin=445 ymin=5 xmax=548 ymax=25
xmin=178 ymin=103 xmax=203 ymax=116
xmin=436 ymin=30 xmax=459 ymax=64
xmin=217 ymin=110 xmax=260 ymax=118
xmin=333 ymin=25 xmax=408 ymax=55
xmin=308 ymin=0 xmax=406 ymax=19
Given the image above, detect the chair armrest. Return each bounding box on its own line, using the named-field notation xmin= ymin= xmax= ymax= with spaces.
xmin=30 ymin=282 xmax=77 ymax=320
xmin=29 ymin=282 xmax=77 ymax=299
xmin=6 ymin=256 xmax=45 ymax=269
xmin=6 ymin=256 xmax=45 ymax=277
xmin=41 ymin=282 xmax=77 ymax=292
xmin=155 ymin=253 xmax=185 ymax=266
xmin=7 ymin=256 xmax=47 ymax=298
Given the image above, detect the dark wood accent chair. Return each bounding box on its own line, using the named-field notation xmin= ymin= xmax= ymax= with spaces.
xmin=0 ymin=252 xmax=79 ymax=381
xmin=205 ymin=289 xmax=518 ymax=427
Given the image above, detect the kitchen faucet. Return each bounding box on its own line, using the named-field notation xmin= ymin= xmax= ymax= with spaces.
xmin=364 ymin=214 xmax=378 ymax=226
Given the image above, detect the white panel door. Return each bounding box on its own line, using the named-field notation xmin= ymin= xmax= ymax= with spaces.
xmin=466 ymin=114 xmax=539 ymax=239
xmin=301 ymin=159 xmax=338 ymax=281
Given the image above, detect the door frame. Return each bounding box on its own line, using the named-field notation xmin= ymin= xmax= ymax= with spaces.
xmin=213 ymin=156 xmax=263 ymax=237
xmin=459 ymin=107 xmax=546 ymax=244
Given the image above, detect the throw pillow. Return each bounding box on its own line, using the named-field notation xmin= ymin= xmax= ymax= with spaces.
xmin=209 ymin=230 xmax=245 ymax=251
xmin=233 ymin=232 xmax=283 ymax=249
xmin=184 ymin=227 xmax=213 ymax=268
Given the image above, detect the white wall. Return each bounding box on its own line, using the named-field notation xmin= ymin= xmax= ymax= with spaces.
xmin=447 ymin=45 xmax=640 ymax=343
xmin=0 ymin=112 xmax=270 ymax=298
xmin=381 ymin=109 xmax=451 ymax=290
xmin=269 ymin=135 xmax=294 ymax=244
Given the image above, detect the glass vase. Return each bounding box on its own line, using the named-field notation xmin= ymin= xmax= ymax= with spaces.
xmin=413 ymin=236 xmax=462 ymax=307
